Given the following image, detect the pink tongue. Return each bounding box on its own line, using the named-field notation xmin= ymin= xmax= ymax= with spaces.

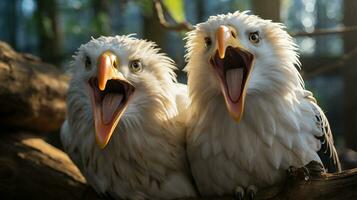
xmin=101 ymin=93 xmax=124 ymax=124
xmin=226 ymin=68 xmax=243 ymax=102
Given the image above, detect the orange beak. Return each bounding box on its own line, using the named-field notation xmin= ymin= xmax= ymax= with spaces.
xmin=211 ymin=25 xmax=254 ymax=123
xmin=216 ymin=25 xmax=231 ymax=59
xmin=98 ymin=51 xmax=116 ymax=91
xmin=89 ymin=50 xmax=135 ymax=148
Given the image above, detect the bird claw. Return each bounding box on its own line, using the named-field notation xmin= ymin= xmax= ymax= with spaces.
xmin=287 ymin=165 xmax=310 ymax=181
xmin=304 ymin=161 xmax=325 ymax=177
xmin=287 ymin=165 xmax=298 ymax=176
xmin=246 ymin=185 xmax=257 ymax=200
xmin=302 ymin=166 xmax=310 ymax=181
xmin=234 ymin=185 xmax=257 ymax=200
xmin=234 ymin=186 xmax=244 ymax=200
xmin=287 ymin=161 xmax=325 ymax=182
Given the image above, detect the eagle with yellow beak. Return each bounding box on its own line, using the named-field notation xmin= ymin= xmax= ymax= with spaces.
xmin=185 ymin=11 xmax=340 ymax=199
xmin=61 ymin=35 xmax=197 ymax=199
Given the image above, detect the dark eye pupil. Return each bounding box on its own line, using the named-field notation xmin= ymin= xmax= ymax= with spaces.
xmin=131 ymin=60 xmax=142 ymax=72
xmin=204 ymin=37 xmax=212 ymax=47
xmin=85 ymin=56 xmax=91 ymax=68
xmin=250 ymin=33 xmax=259 ymax=43
xmin=231 ymin=31 xmax=236 ymax=38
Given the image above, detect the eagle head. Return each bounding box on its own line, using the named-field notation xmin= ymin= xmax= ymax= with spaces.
xmin=185 ymin=11 xmax=302 ymax=122
xmin=68 ymin=35 xmax=177 ymax=148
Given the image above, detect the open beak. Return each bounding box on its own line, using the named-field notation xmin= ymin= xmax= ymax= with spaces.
xmin=88 ymin=50 xmax=135 ymax=148
xmin=210 ymin=25 xmax=254 ymax=122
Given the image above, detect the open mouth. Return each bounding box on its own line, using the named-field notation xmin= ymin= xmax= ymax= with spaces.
xmin=210 ymin=46 xmax=254 ymax=121
xmin=88 ymin=78 xmax=135 ymax=147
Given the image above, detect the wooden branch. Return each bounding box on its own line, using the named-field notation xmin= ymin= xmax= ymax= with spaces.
xmin=152 ymin=0 xmax=193 ymax=32
xmin=0 ymin=132 xmax=102 ymax=200
xmin=291 ymin=25 xmax=357 ymax=37
xmin=0 ymin=41 xmax=69 ymax=132
xmin=181 ymin=161 xmax=357 ymax=200
xmin=5 ymin=132 xmax=357 ymax=200
xmin=258 ymin=161 xmax=357 ymax=200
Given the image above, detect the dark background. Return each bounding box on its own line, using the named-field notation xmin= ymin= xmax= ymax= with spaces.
xmin=1 ymin=0 xmax=357 ymax=165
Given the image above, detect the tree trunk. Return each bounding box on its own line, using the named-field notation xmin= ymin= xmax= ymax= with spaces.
xmin=143 ymin=16 xmax=167 ymax=48
xmin=0 ymin=132 xmax=102 ymax=200
xmin=251 ymin=0 xmax=280 ymax=22
xmin=196 ymin=0 xmax=206 ymax=22
xmin=0 ymin=41 xmax=68 ymax=133
xmin=143 ymin=3 xmax=167 ymax=53
xmin=92 ymin=0 xmax=111 ymax=36
xmin=35 ymin=0 xmax=62 ymax=65
xmin=343 ymin=0 xmax=357 ymax=151
xmin=7 ymin=0 xmax=18 ymax=48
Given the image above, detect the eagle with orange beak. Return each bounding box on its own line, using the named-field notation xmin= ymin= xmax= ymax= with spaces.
xmin=61 ymin=35 xmax=197 ymax=199
xmin=185 ymin=11 xmax=340 ymax=199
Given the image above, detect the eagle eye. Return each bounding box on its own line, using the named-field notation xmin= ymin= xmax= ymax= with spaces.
xmin=230 ymin=30 xmax=236 ymax=38
xmin=249 ymin=32 xmax=260 ymax=44
xmin=204 ymin=37 xmax=212 ymax=48
xmin=85 ymin=56 xmax=91 ymax=70
xmin=113 ymin=59 xmax=118 ymax=69
xmin=129 ymin=60 xmax=143 ymax=73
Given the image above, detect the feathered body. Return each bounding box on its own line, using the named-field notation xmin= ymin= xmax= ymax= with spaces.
xmin=61 ymin=36 xmax=197 ymax=199
xmin=185 ymin=11 xmax=340 ymax=195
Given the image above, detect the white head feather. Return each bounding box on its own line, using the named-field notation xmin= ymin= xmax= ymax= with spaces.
xmin=184 ymin=11 xmax=329 ymax=194
xmin=69 ymin=35 xmax=178 ymax=126
xmin=61 ymin=35 xmax=196 ymax=199
xmin=185 ymin=11 xmax=304 ymax=118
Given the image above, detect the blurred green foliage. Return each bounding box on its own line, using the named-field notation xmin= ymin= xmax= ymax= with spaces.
xmin=162 ymin=0 xmax=186 ymax=22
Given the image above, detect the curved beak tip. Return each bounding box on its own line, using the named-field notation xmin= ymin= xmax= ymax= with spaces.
xmin=95 ymin=134 xmax=109 ymax=149
xmin=98 ymin=142 xmax=107 ymax=149
xmin=228 ymin=110 xmax=242 ymax=123
xmin=98 ymin=84 xmax=106 ymax=91
xmin=234 ymin=115 xmax=243 ymax=123
xmin=219 ymin=51 xmax=226 ymax=59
